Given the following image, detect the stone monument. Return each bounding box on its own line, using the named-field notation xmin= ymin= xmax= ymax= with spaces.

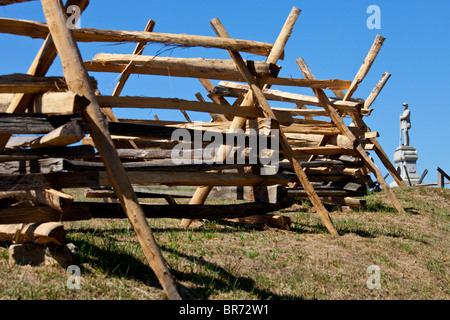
xmin=390 ymin=103 xmax=420 ymax=186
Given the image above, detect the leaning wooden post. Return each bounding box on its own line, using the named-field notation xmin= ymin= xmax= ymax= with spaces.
xmin=101 ymin=18 xmax=155 ymax=150
xmin=363 ymin=72 xmax=391 ymax=110
xmin=40 ymin=0 xmax=181 ymax=300
xmin=344 ymin=35 xmax=385 ymax=101
xmin=180 ymin=7 xmax=301 ymax=229
xmin=211 ymin=17 xmax=339 ymax=236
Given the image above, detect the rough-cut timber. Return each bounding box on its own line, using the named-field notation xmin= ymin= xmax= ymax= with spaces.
xmin=0 ymin=17 xmax=276 ymax=57
xmin=0 ymin=222 xmax=65 ymax=245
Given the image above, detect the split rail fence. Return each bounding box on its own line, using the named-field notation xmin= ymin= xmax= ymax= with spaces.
xmin=0 ymin=0 xmax=406 ymax=299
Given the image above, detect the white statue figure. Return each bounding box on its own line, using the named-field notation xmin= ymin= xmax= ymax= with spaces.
xmin=400 ymin=102 xmax=411 ymax=146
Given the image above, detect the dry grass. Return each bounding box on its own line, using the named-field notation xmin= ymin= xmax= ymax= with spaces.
xmin=0 ymin=186 xmax=448 ymax=300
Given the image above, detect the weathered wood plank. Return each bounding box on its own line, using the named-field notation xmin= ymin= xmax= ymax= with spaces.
xmin=29 ymin=120 xmax=86 ymax=148
xmin=216 ymin=81 xmax=364 ymax=114
xmin=91 ymin=53 xmax=281 ymax=78
xmin=287 ymin=188 xmax=366 ymax=198
xmin=0 ymin=222 xmax=65 ymax=246
xmin=0 ymin=199 xmax=295 ymax=224
xmin=84 ymin=189 xmax=191 ymax=200
xmin=32 ymin=91 xmax=91 ymax=115
xmin=85 ymin=60 xmax=349 ymax=90
xmin=0 ymin=17 xmax=275 ymax=57
xmin=0 ymin=113 xmax=82 ymax=134
xmin=364 ymin=72 xmax=391 ymax=110
xmin=0 ymin=74 xmax=97 ymax=94
xmin=0 ymin=145 xmax=95 ymax=162
xmin=344 ymin=35 xmax=386 ymax=100
xmin=0 ymin=169 xmax=290 ymax=191
xmin=321 ymin=197 xmax=366 ymax=208
xmin=97 ymin=95 xmax=294 ymax=124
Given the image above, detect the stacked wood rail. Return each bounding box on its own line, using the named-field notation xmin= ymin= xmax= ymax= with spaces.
xmin=0 ymin=0 xmax=406 ymax=299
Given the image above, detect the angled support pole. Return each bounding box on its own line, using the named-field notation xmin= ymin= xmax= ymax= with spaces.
xmin=363 ymin=72 xmax=391 ymax=110
xmin=212 ymin=17 xmax=339 ymax=236
xmin=40 ymin=0 xmax=181 ymax=300
xmin=100 ymin=18 xmax=156 ymax=149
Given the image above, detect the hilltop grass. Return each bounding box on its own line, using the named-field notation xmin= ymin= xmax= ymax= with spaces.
xmin=0 ymin=186 xmax=448 ymax=300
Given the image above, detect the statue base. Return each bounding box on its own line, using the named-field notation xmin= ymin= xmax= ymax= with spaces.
xmin=390 ymin=146 xmax=420 ymax=187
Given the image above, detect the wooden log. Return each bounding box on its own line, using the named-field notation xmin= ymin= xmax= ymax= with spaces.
xmin=107 ymin=120 xmax=284 ymax=145
xmin=0 ymin=199 xmax=294 ymax=224
xmin=0 ymin=188 xmax=73 ymax=214
xmin=284 ymin=165 xmax=363 ymax=177
xmin=265 ymin=77 xmax=351 ymax=90
xmin=344 ymin=35 xmax=385 ymax=100
xmin=0 ymin=222 xmax=65 ymax=246
xmin=41 ymin=0 xmax=180 ymax=300
xmin=91 ymin=53 xmax=281 ymax=78
xmin=0 ymin=169 xmax=290 ymax=191
xmin=321 ymin=197 xmax=366 ymax=208
xmin=32 ymin=91 xmax=91 ymax=115
xmin=0 ymin=18 xmax=275 ymax=57
xmin=0 ymin=145 xmax=95 ymax=161
xmin=97 ymin=95 xmax=294 ymax=125
xmin=85 ymin=61 xmax=349 ymax=90
xmin=287 ymin=188 xmax=366 ymax=198
xmin=62 ymin=159 xmax=249 ymax=173
xmin=292 ymin=146 xmax=358 ymax=156
xmin=29 ymin=120 xmax=86 ymax=148
xmin=364 ymin=72 xmax=391 ymax=110
xmin=84 ymin=189 xmax=191 ymax=200
xmin=0 ymin=158 xmax=65 ymax=174
xmin=0 ymin=113 xmax=82 ymax=134
xmin=0 ymin=74 xmax=97 ymax=94
xmin=216 ymin=81 xmax=364 ymax=114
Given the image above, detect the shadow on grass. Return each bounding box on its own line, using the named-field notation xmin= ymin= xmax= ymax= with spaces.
xmin=160 ymin=244 xmax=303 ymax=300
xmin=67 ymin=235 xmax=303 ymax=300
xmin=291 ymin=218 xmax=429 ymax=244
xmin=68 ymin=238 xmax=161 ymax=288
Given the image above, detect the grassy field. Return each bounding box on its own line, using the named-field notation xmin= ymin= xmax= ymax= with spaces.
xmin=0 ymin=186 xmax=448 ymax=300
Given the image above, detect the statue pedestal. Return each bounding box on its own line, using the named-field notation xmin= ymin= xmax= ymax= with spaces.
xmin=390 ymin=146 xmax=420 ymax=187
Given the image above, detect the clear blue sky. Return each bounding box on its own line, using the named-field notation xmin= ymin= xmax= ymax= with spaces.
xmin=1 ymin=0 xmax=449 ymax=185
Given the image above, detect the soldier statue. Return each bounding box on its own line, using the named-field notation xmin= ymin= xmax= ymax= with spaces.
xmin=400 ymin=102 xmax=411 ymax=146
